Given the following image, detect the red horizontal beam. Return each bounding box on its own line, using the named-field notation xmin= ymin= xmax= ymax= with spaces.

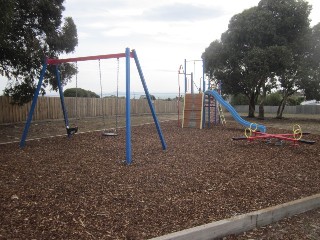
xmin=47 ymin=52 xmax=133 ymax=65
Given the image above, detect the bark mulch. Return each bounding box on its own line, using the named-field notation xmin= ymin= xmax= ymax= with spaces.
xmin=0 ymin=120 xmax=319 ymax=239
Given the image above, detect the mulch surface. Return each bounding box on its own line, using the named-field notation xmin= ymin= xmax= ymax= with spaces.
xmin=1 ymin=120 xmax=320 ymax=239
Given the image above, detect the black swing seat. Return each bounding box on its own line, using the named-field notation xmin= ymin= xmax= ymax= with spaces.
xmin=101 ymin=130 xmax=117 ymax=136
xmin=66 ymin=126 xmax=78 ymax=135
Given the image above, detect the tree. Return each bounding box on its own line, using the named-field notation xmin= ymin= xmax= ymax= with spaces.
xmin=298 ymin=23 xmax=320 ymax=102
xmin=264 ymin=92 xmax=282 ymax=106
xmin=257 ymin=0 xmax=312 ymax=118
xmin=203 ymin=7 xmax=273 ymax=117
xmin=203 ymin=0 xmax=314 ymax=118
xmin=64 ymin=88 xmax=100 ymax=98
xmin=0 ymin=0 xmax=78 ymax=105
xmin=230 ymin=94 xmax=250 ymax=105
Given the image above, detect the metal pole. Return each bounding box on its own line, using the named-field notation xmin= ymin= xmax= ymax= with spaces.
xmin=202 ymin=59 xmax=206 ymax=128
xmin=202 ymin=59 xmax=205 ymax=92
xmin=184 ymin=59 xmax=187 ymax=93
xmin=125 ymin=48 xmax=132 ymax=165
xmin=132 ymin=49 xmax=167 ymax=151
xmin=208 ymin=96 xmax=211 ymax=128
xmin=191 ymin=72 xmax=194 ymax=94
xmin=56 ymin=65 xmax=70 ymax=129
xmin=177 ymin=66 xmax=181 ymax=127
xmin=218 ymin=80 xmax=222 ymax=124
xmin=20 ymin=62 xmax=48 ymax=148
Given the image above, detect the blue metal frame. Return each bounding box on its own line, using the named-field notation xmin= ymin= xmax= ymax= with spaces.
xmin=55 ymin=65 xmax=70 ymax=131
xmin=132 ymin=49 xmax=167 ymax=151
xmin=202 ymin=59 xmax=206 ymax=128
xmin=20 ymin=62 xmax=48 ymax=148
xmin=19 ymin=48 xmax=167 ymax=166
xmin=208 ymin=95 xmax=211 ymax=127
xmin=125 ymin=48 xmax=132 ymax=164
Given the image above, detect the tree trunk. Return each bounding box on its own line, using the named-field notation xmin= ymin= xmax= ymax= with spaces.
xmin=248 ymin=94 xmax=255 ymax=118
xmin=258 ymin=83 xmax=266 ymax=120
xmin=258 ymin=104 xmax=264 ymax=119
xmin=276 ymin=93 xmax=288 ymax=119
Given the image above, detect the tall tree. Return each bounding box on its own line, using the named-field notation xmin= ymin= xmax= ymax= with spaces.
xmin=203 ymin=0 xmax=313 ymax=118
xmin=298 ymin=23 xmax=320 ymax=102
xmin=0 ymin=0 xmax=78 ymax=105
xmin=203 ymin=7 xmax=274 ymax=117
xmin=257 ymin=0 xmax=312 ymax=118
xmin=64 ymin=88 xmax=100 ymax=98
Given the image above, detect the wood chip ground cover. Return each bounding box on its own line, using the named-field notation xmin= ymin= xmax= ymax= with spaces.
xmin=0 ymin=120 xmax=319 ymax=239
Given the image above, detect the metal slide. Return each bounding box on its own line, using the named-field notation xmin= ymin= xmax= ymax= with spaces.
xmin=205 ymin=90 xmax=267 ymax=132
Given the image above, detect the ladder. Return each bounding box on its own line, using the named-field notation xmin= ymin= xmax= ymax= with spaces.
xmin=218 ymin=105 xmax=226 ymax=125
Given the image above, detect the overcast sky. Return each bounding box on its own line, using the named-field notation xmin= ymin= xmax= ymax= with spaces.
xmin=2 ymin=0 xmax=320 ymax=97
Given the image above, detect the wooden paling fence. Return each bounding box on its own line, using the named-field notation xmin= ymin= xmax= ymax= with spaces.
xmin=0 ymin=96 xmax=181 ymax=124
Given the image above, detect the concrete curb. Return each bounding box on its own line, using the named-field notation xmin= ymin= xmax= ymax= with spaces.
xmin=151 ymin=193 xmax=320 ymax=240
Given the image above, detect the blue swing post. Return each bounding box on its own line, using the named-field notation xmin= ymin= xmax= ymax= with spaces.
xmin=131 ymin=49 xmax=167 ymax=151
xmin=202 ymin=59 xmax=206 ymax=128
xmin=20 ymin=61 xmax=48 ymax=148
xmin=55 ymin=65 xmax=71 ymax=131
xmin=125 ymin=47 xmax=132 ymax=164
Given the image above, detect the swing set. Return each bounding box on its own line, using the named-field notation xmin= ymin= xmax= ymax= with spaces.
xmin=19 ymin=48 xmax=167 ymax=164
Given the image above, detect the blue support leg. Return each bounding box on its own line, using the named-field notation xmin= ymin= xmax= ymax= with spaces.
xmin=203 ymin=96 xmax=206 ymax=128
xmin=208 ymin=95 xmax=211 ymax=128
xmin=125 ymin=48 xmax=132 ymax=165
xmin=202 ymin=59 xmax=206 ymax=128
xmin=55 ymin=65 xmax=70 ymax=135
xmin=20 ymin=62 xmax=48 ymax=148
xmin=132 ymin=49 xmax=167 ymax=151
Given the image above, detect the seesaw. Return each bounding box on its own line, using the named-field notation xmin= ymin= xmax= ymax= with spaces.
xmin=232 ymin=123 xmax=316 ymax=146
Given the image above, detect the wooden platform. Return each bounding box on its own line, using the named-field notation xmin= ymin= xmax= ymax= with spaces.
xmin=182 ymin=93 xmax=204 ymax=129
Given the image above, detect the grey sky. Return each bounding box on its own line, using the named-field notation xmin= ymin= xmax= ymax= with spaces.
xmin=1 ymin=0 xmax=319 ymax=96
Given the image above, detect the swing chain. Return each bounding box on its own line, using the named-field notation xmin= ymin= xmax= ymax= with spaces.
xmin=75 ymin=61 xmax=78 ymax=123
xmin=115 ymin=58 xmax=119 ymax=132
xmin=98 ymin=59 xmax=107 ymax=130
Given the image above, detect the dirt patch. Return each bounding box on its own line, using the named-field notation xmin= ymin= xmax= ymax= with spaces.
xmin=0 ymin=116 xmax=319 ymax=239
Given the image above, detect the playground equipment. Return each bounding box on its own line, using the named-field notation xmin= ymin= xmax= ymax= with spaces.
xmin=179 ymin=59 xmax=235 ymax=129
xmin=177 ymin=65 xmax=183 ymax=126
xmin=203 ymin=83 xmax=225 ymax=128
xmin=178 ymin=60 xmax=205 ymax=127
xmin=180 ymin=56 xmax=314 ymax=146
xmin=183 ymin=59 xmax=204 ymax=94
xmin=182 ymin=93 xmax=204 ymax=128
xmin=232 ymin=124 xmax=315 ymax=145
xmin=19 ymin=48 xmax=167 ymax=164
xmin=205 ymin=90 xmax=266 ymax=132
xmin=179 ymin=59 xmax=207 ymax=128
xmin=179 ymin=57 xmax=266 ymax=132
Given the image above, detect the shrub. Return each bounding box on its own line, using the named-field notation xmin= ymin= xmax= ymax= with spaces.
xmin=64 ymin=88 xmax=99 ymax=98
